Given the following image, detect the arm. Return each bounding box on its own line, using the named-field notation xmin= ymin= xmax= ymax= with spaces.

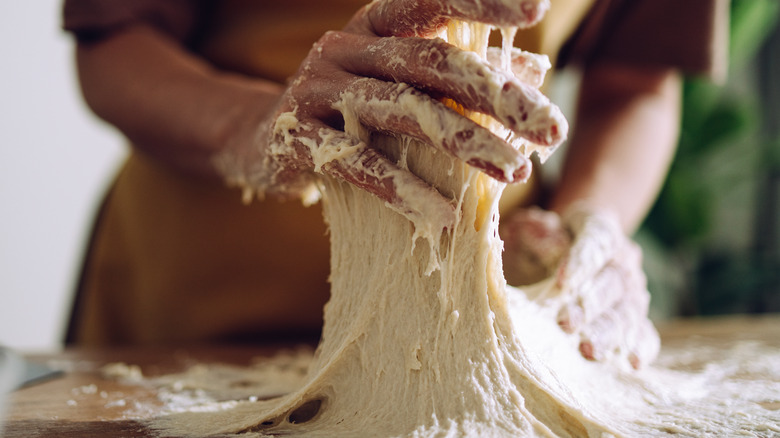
xmin=549 ymin=61 xmax=682 ymax=234
xmin=72 ymin=0 xmax=565 ymax=227
xmin=75 ymin=24 xmax=283 ymax=178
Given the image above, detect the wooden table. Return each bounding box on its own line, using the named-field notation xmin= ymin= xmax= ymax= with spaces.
xmin=3 ymin=316 xmax=779 ymax=437
xmin=1 ymin=346 xmax=289 ymax=438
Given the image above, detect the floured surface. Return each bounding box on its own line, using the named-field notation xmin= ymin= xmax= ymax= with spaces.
xmin=134 ymin=313 xmax=780 ymax=437
xmin=147 ymin=143 xmax=780 ymax=436
xmin=6 ymin=325 xmax=777 ymax=438
xmin=144 ymin=20 xmax=779 ymax=438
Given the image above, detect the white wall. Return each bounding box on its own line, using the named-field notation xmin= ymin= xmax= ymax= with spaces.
xmin=0 ymin=1 xmax=125 ymax=350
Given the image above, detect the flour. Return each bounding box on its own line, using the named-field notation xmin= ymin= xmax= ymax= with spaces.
xmin=101 ymin=362 xmax=144 ymax=382
xmin=147 ymin=17 xmax=780 ymax=438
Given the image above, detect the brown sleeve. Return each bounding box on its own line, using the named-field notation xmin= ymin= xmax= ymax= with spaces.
xmin=560 ymin=0 xmax=729 ymax=81
xmin=62 ymin=0 xmax=204 ymax=43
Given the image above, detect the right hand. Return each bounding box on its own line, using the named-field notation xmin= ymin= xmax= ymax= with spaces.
xmin=217 ymin=0 xmax=568 ymax=227
xmin=501 ymin=205 xmax=660 ymax=369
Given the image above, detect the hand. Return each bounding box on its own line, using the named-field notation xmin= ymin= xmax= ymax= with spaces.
xmin=216 ymin=0 xmax=567 ymax=227
xmin=501 ymin=205 xmax=660 ymax=369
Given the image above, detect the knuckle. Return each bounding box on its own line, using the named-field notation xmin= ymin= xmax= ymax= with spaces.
xmin=318 ymin=30 xmax=345 ymax=47
xmin=302 ymin=30 xmax=346 ymax=71
xmin=409 ymin=37 xmax=450 ymax=69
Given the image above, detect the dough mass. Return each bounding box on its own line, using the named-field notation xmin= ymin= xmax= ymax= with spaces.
xmin=151 ymin=21 xmax=780 ymax=438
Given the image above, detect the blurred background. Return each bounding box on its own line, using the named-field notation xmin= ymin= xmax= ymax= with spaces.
xmin=639 ymin=0 xmax=780 ymax=319
xmin=0 ymin=0 xmax=778 ymax=350
xmin=0 ymin=1 xmax=125 ymax=350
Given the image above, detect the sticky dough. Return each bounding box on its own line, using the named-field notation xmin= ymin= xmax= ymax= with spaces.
xmin=151 ymin=21 xmax=780 ymax=438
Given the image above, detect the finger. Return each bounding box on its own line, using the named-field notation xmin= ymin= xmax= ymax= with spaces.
xmin=321 ymin=135 xmax=458 ymax=229
xmin=557 ymin=262 xmax=630 ymax=332
xmin=626 ymin=319 xmax=660 ymax=369
xmin=501 ymin=208 xmax=568 ymax=253
xmin=337 ymin=78 xmax=531 ymax=183
xmin=331 ymin=34 xmax=566 ymax=147
xmin=364 ymin=0 xmax=550 ymax=37
xmin=486 ymin=47 xmax=551 ymax=88
xmin=557 ymin=304 xmax=583 ymax=334
xmin=271 ymin=115 xmax=457 ymax=228
xmin=578 ymin=311 xmax=618 ymax=362
xmin=616 ymin=240 xmax=651 ymax=308
xmin=579 ymin=299 xmax=656 ymax=367
xmin=556 ymin=210 xmax=623 ymax=294
xmin=501 ymin=208 xmax=570 ymax=286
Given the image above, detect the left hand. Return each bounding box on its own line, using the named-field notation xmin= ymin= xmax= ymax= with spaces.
xmin=220 ymin=0 xmax=566 ymax=228
xmin=501 ymin=205 xmax=660 ymax=369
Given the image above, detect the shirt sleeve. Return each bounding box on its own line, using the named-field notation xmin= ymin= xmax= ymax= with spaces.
xmin=62 ymin=0 xmax=204 ymax=43
xmin=559 ymin=0 xmax=729 ymax=81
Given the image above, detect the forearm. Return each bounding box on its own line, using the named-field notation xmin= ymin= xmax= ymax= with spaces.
xmin=76 ymin=24 xmax=284 ymax=177
xmin=548 ymin=62 xmax=682 ymax=233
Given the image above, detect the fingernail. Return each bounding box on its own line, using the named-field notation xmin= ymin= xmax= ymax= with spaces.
xmin=557 ymin=318 xmax=573 ymax=333
xmin=465 ymin=158 xmax=527 ymax=183
xmin=557 ymin=305 xmax=582 ymax=334
xmin=628 ymin=352 xmax=640 ymax=370
xmin=511 ymin=161 xmax=532 ymax=182
xmin=521 ymin=0 xmax=550 ymax=26
xmin=579 ymin=341 xmax=596 ymax=361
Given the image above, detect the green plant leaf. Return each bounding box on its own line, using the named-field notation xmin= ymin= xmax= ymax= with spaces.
xmin=690 ymin=100 xmax=757 ymax=155
xmin=730 ymin=0 xmax=780 ymax=69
